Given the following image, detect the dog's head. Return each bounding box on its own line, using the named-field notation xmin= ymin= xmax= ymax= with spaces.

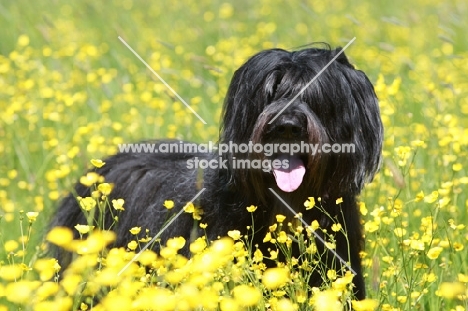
xmin=220 ymin=46 xmax=383 ymax=201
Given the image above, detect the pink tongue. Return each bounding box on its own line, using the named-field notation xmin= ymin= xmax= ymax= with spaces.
xmin=273 ymin=155 xmax=306 ymax=192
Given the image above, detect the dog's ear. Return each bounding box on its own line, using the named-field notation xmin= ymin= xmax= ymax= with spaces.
xmin=333 ymin=47 xmax=355 ymax=69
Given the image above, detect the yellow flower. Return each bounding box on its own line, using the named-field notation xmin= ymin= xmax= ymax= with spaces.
xmin=439 ymin=239 xmax=450 ymax=248
xmin=102 ymin=295 xmax=133 ymax=311
xmin=127 ymin=240 xmax=138 ymax=251
xmin=306 ymin=243 xmax=317 ymax=254
xmin=410 ymin=140 xmax=425 ymax=147
xmin=424 ymin=191 xmax=439 ymax=203
xmin=138 ymin=250 xmax=157 ymax=266
xmin=458 ymin=273 xmax=468 ymax=283
xmin=232 ymin=285 xmax=261 ymax=307
xmin=194 ymin=209 xmax=204 ymax=220
xmin=246 ymin=205 xmax=257 ymax=212
xmin=449 ymin=219 xmax=460 ymax=230
xmin=410 ymin=239 xmax=425 ymax=251
xmin=359 ymin=202 xmax=368 ymax=215
xmin=411 ymin=291 xmax=421 ymax=299
xmin=276 ymin=214 xmax=286 ymax=223
xmin=91 ymin=190 xmax=100 ymax=198
xmin=90 ymin=159 xmax=106 ymax=168
xmin=139 ymin=236 xmax=152 ymax=243
xmin=262 ymin=267 xmax=289 ymax=289
xmin=74 ymin=224 xmax=94 ymax=234
xmin=336 ymin=197 xmax=343 ymax=204
xmin=263 ymin=232 xmax=272 ymax=243
xmin=296 ymin=290 xmax=307 ymax=303
xmin=75 ymin=230 xmax=115 ymax=255
xmin=4 ymin=240 xmax=19 ymax=252
xmin=331 ymin=223 xmax=342 ymax=232
xmin=253 ymin=249 xmax=263 ymax=263
xmin=219 ymin=2 xmax=234 ymax=19
xmin=112 ymin=198 xmax=125 ymax=211
xmin=164 ymin=200 xmax=175 ymax=209
xmin=78 ymin=196 xmax=96 ymax=211
xmin=436 ymin=282 xmax=466 ymax=299
xmin=276 ymin=231 xmax=288 ymax=243
xmin=17 ymin=34 xmax=30 ymax=47
xmin=453 ymin=242 xmax=464 ymax=251
xmin=6 ymin=281 xmax=40 ymax=304
xmin=228 ymin=230 xmax=241 ymax=240
xmin=274 ymin=298 xmax=296 ymax=311
xmin=332 ymin=272 xmax=354 ymax=291
xmin=129 ymin=227 xmax=141 ymax=235
xmin=167 ymin=237 xmax=186 ymax=250
xmin=164 ymin=270 xmax=185 ymax=285
xmin=160 ymin=246 xmax=179 ymax=259
xmin=190 ymin=237 xmax=207 ymax=254
xmin=427 ymin=246 xmax=443 ymax=259
xmin=422 ymin=272 xmax=437 ymax=283
xmin=200 ymin=223 xmax=207 ymax=229
xmin=415 ymin=190 xmax=425 ymax=202
xmin=79 ymin=172 xmax=101 ymax=187
xmin=397 ymin=295 xmax=407 ymax=303
xmin=312 ymin=289 xmax=341 ymax=311
xmin=33 ymin=258 xmax=58 ymax=281
xmin=97 ymin=183 xmax=113 ymax=195
xmin=220 ymin=297 xmax=239 ymax=311
xmin=452 ymin=163 xmax=462 ymax=171
xmin=184 ymin=202 xmax=195 ymax=213
xmin=364 ymin=221 xmax=379 ymax=233
xmin=304 ymin=197 xmax=315 ymax=210
xmin=393 ymin=227 xmax=406 ymax=237
xmin=327 ymin=269 xmax=337 ymax=281
xmin=26 ymin=211 xmax=39 ymax=223
xmin=0 ymin=264 xmax=23 ymax=281
xmin=46 ymin=227 xmax=74 ymax=247
xmin=61 ymin=274 xmax=82 ymax=295
xmin=310 ymin=220 xmax=320 ymax=231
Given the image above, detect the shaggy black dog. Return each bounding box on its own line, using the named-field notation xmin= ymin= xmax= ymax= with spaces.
xmin=49 ymin=45 xmax=382 ymax=299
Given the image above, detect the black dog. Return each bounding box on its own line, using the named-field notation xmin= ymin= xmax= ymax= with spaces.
xmin=49 ymin=45 xmax=382 ymax=299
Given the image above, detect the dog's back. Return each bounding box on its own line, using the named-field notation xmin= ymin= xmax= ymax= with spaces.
xmin=49 ymin=140 xmax=211 ymax=267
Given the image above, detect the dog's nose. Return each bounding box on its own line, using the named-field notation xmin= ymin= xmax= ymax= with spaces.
xmin=275 ymin=121 xmax=302 ymax=138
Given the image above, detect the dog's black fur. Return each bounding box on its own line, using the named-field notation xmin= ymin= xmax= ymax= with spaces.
xmin=49 ymin=46 xmax=382 ymax=299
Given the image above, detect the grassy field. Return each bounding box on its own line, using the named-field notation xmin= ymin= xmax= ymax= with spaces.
xmin=1 ymin=0 xmax=467 ymax=310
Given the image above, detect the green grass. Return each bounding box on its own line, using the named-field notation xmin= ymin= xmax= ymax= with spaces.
xmin=0 ymin=0 xmax=467 ymax=310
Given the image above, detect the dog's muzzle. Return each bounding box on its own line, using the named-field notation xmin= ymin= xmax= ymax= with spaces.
xmin=268 ymin=115 xmax=307 ymax=193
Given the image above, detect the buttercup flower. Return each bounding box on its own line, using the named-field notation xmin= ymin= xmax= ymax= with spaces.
xmin=262 ymin=267 xmax=289 ymax=289
xmin=304 ymin=197 xmax=315 ymax=210
xmin=112 ymin=198 xmax=125 ymax=211
xmin=129 ymin=227 xmax=141 ymax=235
xmin=78 ymin=197 xmax=96 ymax=211
xmin=276 ymin=214 xmax=286 ymax=223
xmin=228 ymin=230 xmax=241 ymax=240
xmin=74 ymin=224 xmax=94 ymax=234
xmin=26 ymin=211 xmax=39 ymax=223
xmin=246 ymin=205 xmax=257 ymax=212
xmin=90 ymin=159 xmax=106 ymax=168
xmin=164 ymin=200 xmax=175 ymax=209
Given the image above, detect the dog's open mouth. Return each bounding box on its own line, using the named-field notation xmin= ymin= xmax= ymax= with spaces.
xmin=272 ymin=154 xmax=306 ymax=192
